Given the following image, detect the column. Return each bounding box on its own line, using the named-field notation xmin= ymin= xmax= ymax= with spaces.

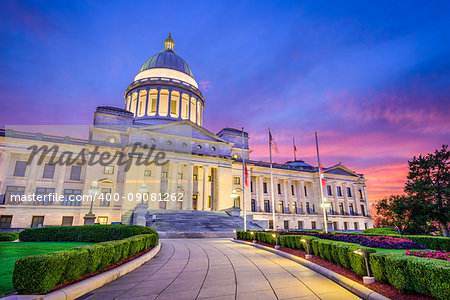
xmin=187 ymin=163 xmax=193 ymax=210
xmin=178 ymin=92 xmax=182 ymax=120
xmin=167 ymin=89 xmax=172 ymax=117
xmin=258 ymin=176 xmax=264 ymax=212
xmin=168 ymin=162 xmax=178 ymax=209
xmin=143 ymin=89 xmax=149 ymax=116
xmin=300 ymin=181 xmax=305 ymax=214
xmin=353 ymin=184 xmax=360 ymax=215
xmin=343 ymin=182 xmax=349 ymax=215
xmin=201 ymin=165 xmax=207 ymax=210
xmin=155 ymin=89 xmax=160 ymax=116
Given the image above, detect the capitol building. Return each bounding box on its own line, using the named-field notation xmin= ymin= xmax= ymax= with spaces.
xmin=0 ymin=34 xmax=372 ymax=231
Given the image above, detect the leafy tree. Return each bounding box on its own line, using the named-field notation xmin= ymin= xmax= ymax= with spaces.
xmin=374 ymin=194 xmax=430 ymax=234
xmin=405 ymin=145 xmax=450 ymax=237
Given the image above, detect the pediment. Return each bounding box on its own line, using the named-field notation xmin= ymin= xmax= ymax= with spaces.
xmin=324 ymin=164 xmax=359 ymax=177
xmin=132 ymin=121 xmax=231 ymax=144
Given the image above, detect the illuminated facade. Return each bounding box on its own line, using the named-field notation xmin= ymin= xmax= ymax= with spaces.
xmin=0 ymin=34 xmax=373 ymax=231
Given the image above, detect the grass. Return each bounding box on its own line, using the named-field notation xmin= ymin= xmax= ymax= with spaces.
xmin=0 ymin=241 xmax=91 ymax=296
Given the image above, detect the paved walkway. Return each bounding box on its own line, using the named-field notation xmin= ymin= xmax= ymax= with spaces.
xmin=80 ymin=239 xmax=361 ymax=300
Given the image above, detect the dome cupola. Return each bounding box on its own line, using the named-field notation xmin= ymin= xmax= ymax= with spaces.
xmin=124 ymin=34 xmax=205 ymax=127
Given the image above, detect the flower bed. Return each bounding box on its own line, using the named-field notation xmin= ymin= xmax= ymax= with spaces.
xmin=405 ymin=250 xmax=450 ymax=261
xmin=282 ymin=232 xmax=426 ymax=249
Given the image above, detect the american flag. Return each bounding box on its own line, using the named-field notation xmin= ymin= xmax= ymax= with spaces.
xmin=244 ymin=161 xmax=249 ymax=187
xmin=269 ymin=129 xmax=279 ymax=154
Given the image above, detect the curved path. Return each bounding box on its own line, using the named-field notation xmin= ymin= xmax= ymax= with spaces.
xmin=80 ymin=239 xmax=361 ymax=300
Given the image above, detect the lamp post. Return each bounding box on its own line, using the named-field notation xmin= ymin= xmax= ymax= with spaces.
xmin=250 ymin=231 xmax=256 ymax=243
xmin=320 ymin=201 xmax=331 ymax=231
xmin=231 ymin=188 xmax=244 ymax=221
xmin=354 ymin=249 xmax=375 ymax=284
xmin=272 ymin=233 xmax=280 ymax=249
xmin=301 ymin=238 xmax=312 ymax=259
xmin=84 ymin=181 xmax=98 ymax=225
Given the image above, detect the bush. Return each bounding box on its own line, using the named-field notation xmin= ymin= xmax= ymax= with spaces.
xmin=19 ymin=225 xmax=157 ymax=242
xmin=0 ymin=232 xmax=19 ymax=241
xmin=370 ymin=252 xmax=450 ymax=300
xmin=362 ymin=228 xmax=398 ymax=235
xmin=13 ymin=232 xmax=159 ymax=295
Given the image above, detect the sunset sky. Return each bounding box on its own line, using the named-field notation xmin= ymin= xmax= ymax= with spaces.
xmin=1 ymin=0 xmax=449 ymax=209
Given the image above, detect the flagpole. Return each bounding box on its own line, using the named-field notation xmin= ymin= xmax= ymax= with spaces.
xmin=242 ymin=127 xmax=247 ymax=232
xmin=315 ymin=132 xmax=329 ymax=233
xmin=269 ymin=128 xmax=276 ymax=231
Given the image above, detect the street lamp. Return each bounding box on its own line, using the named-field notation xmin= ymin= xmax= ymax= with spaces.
xmin=250 ymin=231 xmax=256 ymax=243
xmin=353 ymin=249 xmax=375 ymax=284
xmin=301 ymin=238 xmax=312 ymax=259
xmin=272 ymin=233 xmax=280 ymax=249
xmin=84 ymin=181 xmax=99 ymax=225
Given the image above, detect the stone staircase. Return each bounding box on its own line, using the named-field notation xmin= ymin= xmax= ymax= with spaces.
xmin=145 ymin=210 xmax=263 ymax=237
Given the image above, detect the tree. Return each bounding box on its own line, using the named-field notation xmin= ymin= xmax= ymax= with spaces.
xmin=405 ymin=145 xmax=450 ymax=237
xmin=374 ymin=194 xmax=431 ymax=234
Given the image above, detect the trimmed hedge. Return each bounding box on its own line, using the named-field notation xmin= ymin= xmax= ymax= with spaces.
xmin=19 ymin=225 xmax=157 ymax=243
xmin=238 ymin=231 xmax=450 ymax=300
xmin=13 ymin=234 xmax=158 ymax=294
xmin=362 ymin=228 xmax=398 ymax=235
xmin=0 ymin=232 xmax=19 ymax=241
xmin=370 ymin=252 xmax=450 ymax=300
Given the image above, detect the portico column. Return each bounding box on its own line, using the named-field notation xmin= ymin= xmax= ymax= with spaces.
xmin=353 ymin=184 xmax=360 ymax=215
xmin=343 ymin=182 xmax=349 ymax=215
xmin=258 ymin=176 xmax=264 ymax=212
xmin=300 ymin=181 xmax=306 ymax=214
xmin=201 ymin=165 xmax=207 ymax=210
xmin=178 ymin=92 xmax=182 ymax=120
xmin=167 ymin=89 xmax=172 ymax=117
xmin=155 ymin=89 xmax=161 ymax=116
xmin=187 ymin=163 xmax=193 ymax=210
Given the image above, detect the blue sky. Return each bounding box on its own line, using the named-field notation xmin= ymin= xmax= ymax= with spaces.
xmin=1 ymin=0 xmax=449 ymax=202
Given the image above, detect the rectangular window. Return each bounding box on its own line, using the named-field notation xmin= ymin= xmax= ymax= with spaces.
xmin=293 ymin=201 xmax=298 ymax=214
xmin=3 ymin=186 xmax=25 ymax=204
xmin=233 ymin=177 xmax=240 ymax=185
xmin=263 ymin=182 xmax=267 ymax=193
xmin=170 ymin=99 xmax=177 ymax=115
xmin=250 ymin=181 xmax=253 ymax=192
xmin=291 ymin=185 xmax=295 ymax=195
xmin=208 ymin=196 xmax=211 ymax=208
xmin=159 ymin=90 xmax=169 ymax=117
xmin=359 ymin=189 xmax=364 ymax=200
xmin=100 ymin=188 xmax=111 ymax=207
xmin=344 ymin=222 xmax=348 ymax=230
xmin=277 ymin=183 xmax=281 ymax=194
xmin=31 ymin=216 xmax=44 ymax=228
xmin=208 ymin=175 xmax=212 ymax=182
xmin=298 ymin=221 xmax=303 ymax=229
xmin=193 ymin=174 xmax=198 ymax=181
xmin=349 ymin=203 xmax=354 ymax=215
xmin=264 ymin=200 xmax=270 ymax=212
xmin=43 ymin=163 xmax=56 ymax=179
xmin=0 ymin=215 xmax=13 ymax=228
xmin=138 ymin=90 xmax=147 ymax=117
xmin=337 ymin=186 xmax=342 ymax=197
xmin=70 ymin=166 xmax=81 ymax=181
xmin=181 ymin=94 xmax=189 ymax=119
xmin=269 ymin=220 xmax=273 ymax=230
xmin=35 ymin=187 xmax=55 ymax=205
xmin=97 ymin=216 xmax=108 ymax=225
xmin=150 ymin=96 xmax=157 ymax=114
xmin=279 ymin=201 xmax=284 ymax=213
xmin=251 ymin=199 xmax=256 ymax=212
xmin=354 ymin=222 xmax=359 ymax=230
xmin=62 ymin=189 xmax=82 ymax=206
xmin=306 ymin=202 xmax=310 ymax=214
xmin=144 ymin=170 xmax=151 ymax=177
xmin=104 ymin=166 xmax=114 ymax=175
xmin=284 ymin=220 xmax=289 ymax=230
xmin=178 ymin=173 xmax=183 ymax=179
xmin=327 ymin=185 xmax=332 ymax=196
xmin=339 ymin=203 xmax=344 ymax=215
xmin=304 ymin=185 xmax=307 ymax=197
xmin=13 ymin=161 xmax=27 ymax=177
xmin=364 ymin=223 xmax=368 ymax=230
xmin=361 ymin=205 xmax=366 ymax=216
xmin=130 ymin=93 xmax=137 ymax=115
xmin=62 ymin=216 xmax=74 ymax=226
xmin=333 ymin=222 xmax=338 ymax=230
xmin=161 ymin=172 xmax=168 ymax=178
xmin=311 ymin=221 xmax=316 ymax=230
xmin=190 ymin=98 xmax=197 ymax=122
xmin=347 ymin=187 xmax=352 ymax=197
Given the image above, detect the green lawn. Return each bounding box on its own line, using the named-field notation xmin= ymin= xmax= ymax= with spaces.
xmin=0 ymin=242 xmax=91 ymax=296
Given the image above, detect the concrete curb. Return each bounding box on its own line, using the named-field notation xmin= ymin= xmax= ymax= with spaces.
xmin=232 ymin=239 xmax=390 ymax=300
xmin=2 ymin=242 xmax=161 ymax=300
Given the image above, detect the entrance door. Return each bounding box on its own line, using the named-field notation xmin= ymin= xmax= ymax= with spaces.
xmin=193 ymin=195 xmax=198 ymax=210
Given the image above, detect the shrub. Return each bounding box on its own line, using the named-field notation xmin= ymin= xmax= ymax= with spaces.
xmin=19 ymin=225 xmax=157 ymax=242
xmin=0 ymin=232 xmax=19 ymax=241
xmin=362 ymin=228 xmax=398 ymax=235
xmin=13 ymin=233 xmax=158 ymax=295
